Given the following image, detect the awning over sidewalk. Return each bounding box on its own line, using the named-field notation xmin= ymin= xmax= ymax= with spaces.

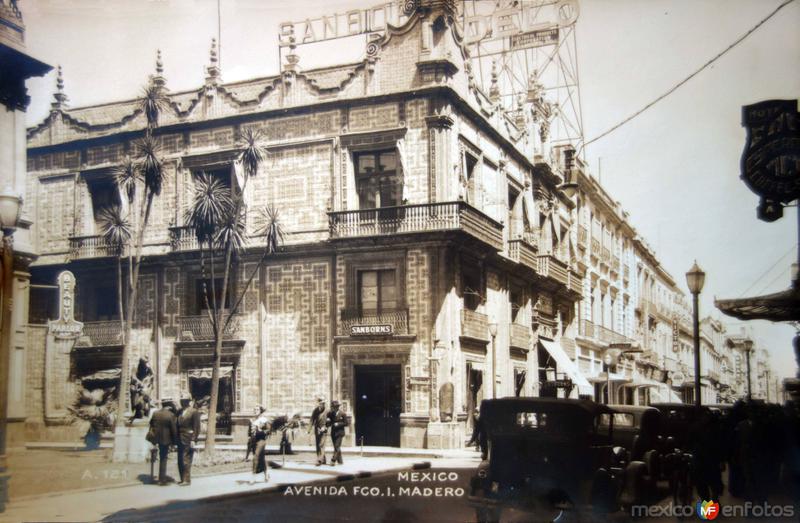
xmin=538 ymin=339 xmax=593 ymax=396
xmin=187 ymin=366 xmax=233 ymax=379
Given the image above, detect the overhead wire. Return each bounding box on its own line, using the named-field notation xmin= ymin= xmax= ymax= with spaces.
xmin=583 ymin=0 xmax=797 ymax=149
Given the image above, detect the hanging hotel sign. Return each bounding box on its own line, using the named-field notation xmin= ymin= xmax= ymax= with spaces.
xmin=741 ymin=100 xmax=800 ymax=221
xmin=351 ymin=324 xmax=393 ymax=336
xmin=48 ymin=270 xmax=83 ymax=340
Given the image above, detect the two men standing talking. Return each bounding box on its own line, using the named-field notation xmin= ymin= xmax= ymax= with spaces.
xmin=148 ymin=394 xmax=202 ymax=486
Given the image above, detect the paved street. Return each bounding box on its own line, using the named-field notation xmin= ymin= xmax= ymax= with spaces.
xmin=0 ymin=451 xmax=480 ymax=522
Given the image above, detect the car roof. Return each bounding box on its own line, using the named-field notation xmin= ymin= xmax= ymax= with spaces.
xmin=608 ymin=405 xmax=659 ymax=414
xmin=480 ymin=397 xmax=614 ymax=415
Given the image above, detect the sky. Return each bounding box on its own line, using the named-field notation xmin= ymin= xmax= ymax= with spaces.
xmin=17 ymin=0 xmax=800 ymax=381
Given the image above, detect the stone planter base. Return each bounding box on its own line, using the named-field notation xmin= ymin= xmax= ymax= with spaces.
xmin=112 ymin=418 xmax=151 ymax=463
xmin=426 ymin=421 xmax=463 ymax=449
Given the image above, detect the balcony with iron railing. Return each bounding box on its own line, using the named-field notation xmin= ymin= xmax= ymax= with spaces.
xmin=509 ymin=322 xmax=531 ymax=350
xmin=328 ymin=201 xmax=504 ymax=251
xmin=169 ymin=226 xmax=200 ymax=252
xmin=69 ymin=235 xmax=120 ymax=259
xmin=461 ymin=308 xmax=489 ymax=342
xmin=580 ymin=320 xmax=635 ymax=346
xmin=177 ymin=314 xmax=241 ymax=342
xmin=338 ymin=308 xmax=409 ymax=336
xmin=74 ymin=320 xmax=123 ymax=348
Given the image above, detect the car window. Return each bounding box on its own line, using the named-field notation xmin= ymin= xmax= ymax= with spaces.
xmin=516 ymin=412 xmax=547 ymax=428
xmin=598 ymin=412 xmax=634 ymax=428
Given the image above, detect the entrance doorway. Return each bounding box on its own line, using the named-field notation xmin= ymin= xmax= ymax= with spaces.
xmin=189 ymin=370 xmax=234 ymax=435
xmin=354 ymin=365 xmax=402 ymax=447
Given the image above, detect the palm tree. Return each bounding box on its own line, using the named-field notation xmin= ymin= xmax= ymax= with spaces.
xmin=186 ymin=128 xmax=279 ymax=455
xmin=97 ymin=205 xmax=130 ymax=351
xmin=114 ymin=80 xmax=168 ymax=429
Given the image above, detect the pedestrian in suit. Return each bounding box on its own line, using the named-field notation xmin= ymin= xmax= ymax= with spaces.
xmin=150 ymin=400 xmax=177 ymax=485
xmin=327 ymin=400 xmax=348 ymax=465
xmin=176 ymin=394 xmax=202 ymax=486
xmin=310 ymin=397 xmax=328 ymax=466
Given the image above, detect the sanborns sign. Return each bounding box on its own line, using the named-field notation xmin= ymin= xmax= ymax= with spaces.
xmin=351 ymin=324 xmax=393 ymax=336
xmin=279 ymin=2 xmax=411 ymax=46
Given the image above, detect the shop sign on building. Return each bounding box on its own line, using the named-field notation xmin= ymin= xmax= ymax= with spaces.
xmin=48 ymin=270 xmax=82 ymax=340
xmin=351 ymin=324 xmax=393 ymax=336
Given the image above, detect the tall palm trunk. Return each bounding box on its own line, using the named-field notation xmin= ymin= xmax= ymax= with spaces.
xmin=116 ymin=191 xmax=155 ymax=425
xmin=205 ymin=178 xmax=248 ymax=455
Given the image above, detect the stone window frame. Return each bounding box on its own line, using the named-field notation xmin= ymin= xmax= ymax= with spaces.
xmin=339 ymin=128 xmax=407 ymax=212
xmin=343 ymin=253 xmax=407 ymax=315
xmin=183 ymin=266 xmax=238 ymax=317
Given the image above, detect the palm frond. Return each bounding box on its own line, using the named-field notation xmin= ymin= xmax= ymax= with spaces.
xmin=214 ymin=206 xmax=247 ymax=253
xmin=237 ymin=127 xmax=267 ymax=179
xmin=186 ymin=173 xmax=234 ymax=245
xmin=256 ymin=205 xmax=285 ymax=255
xmin=139 ymin=83 xmax=170 ymax=130
xmin=133 ymin=134 xmax=164 ymax=196
xmin=97 ymin=205 xmax=131 ymax=254
xmin=113 ymin=156 xmax=139 ymax=204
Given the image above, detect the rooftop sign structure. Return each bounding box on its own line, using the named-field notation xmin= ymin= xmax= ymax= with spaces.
xmin=278 ymin=0 xmax=585 ymax=155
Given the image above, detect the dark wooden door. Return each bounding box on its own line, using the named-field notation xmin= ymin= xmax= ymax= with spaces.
xmin=355 ymin=365 xmax=402 ymax=447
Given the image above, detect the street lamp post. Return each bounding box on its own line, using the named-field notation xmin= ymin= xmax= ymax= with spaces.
xmin=603 ymin=353 xmax=612 ymax=404
xmin=685 ymin=261 xmax=705 ymax=407
xmin=745 ymin=340 xmax=753 ymax=401
xmin=488 ymin=323 xmax=498 ymax=398
xmin=0 ymin=190 xmax=22 ymax=512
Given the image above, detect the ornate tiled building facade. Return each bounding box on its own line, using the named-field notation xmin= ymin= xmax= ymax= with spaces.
xmin=21 ymin=1 xmax=588 ymax=448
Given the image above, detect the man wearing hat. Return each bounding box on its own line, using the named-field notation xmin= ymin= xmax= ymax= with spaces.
xmin=326 ymin=400 xmax=348 ymax=465
xmin=309 ymin=397 xmax=328 ymax=466
xmin=176 ymin=394 xmax=202 ymax=486
xmin=149 ymin=399 xmax=177 ymax=485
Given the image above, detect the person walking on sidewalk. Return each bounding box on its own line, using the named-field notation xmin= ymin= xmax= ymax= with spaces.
xmin=327 ymin=400 xmax=348 ymax=466
xmin=177 ymin=394 xmax=202 ymax=486
xmin=251 ymin=409 xmax=271 ymax=483
xmin=150 ymin=399 xmax=177 ymax=485
xmin=310 ymin=397 xmax=328 ymax=466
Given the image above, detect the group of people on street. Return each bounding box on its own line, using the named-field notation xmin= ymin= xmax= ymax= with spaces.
xmin=690 ymin=399 xmax=800 ymax=503
xmin=148 ymin=395 xmax=202 ymax=486
xmin=244 ymin=397 xmax=348 ymax=483
xmin=310 ymin=397 xmax=348 ymax=466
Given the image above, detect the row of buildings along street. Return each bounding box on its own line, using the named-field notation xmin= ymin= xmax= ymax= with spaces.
xmin=2 ymin=0 xmax=783 ymax=458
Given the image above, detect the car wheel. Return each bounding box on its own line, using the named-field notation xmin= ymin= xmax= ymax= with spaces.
xmin=590 ymin=467 xmax=618 ymax=513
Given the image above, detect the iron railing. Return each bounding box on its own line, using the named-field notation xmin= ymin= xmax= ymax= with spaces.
xmin=169 ymin=226 xmax=200 ymax=252
xmin=580 ymin=320 xmax=635 ymax=345
xmin=328 ymin=202 xmax=503 ymax=249
xmin=177 ymin=314 xmax=240 ymax=341
xmin=75 ymin=320 xmax=123 ymax=347
xmin=69 ymin=235 xmax=119 ymax=259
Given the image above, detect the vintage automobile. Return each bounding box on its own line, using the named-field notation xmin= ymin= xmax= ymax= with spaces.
xmin=649 ymin=402 xmax=711 ymax=451
xmin=602 ymin=405 xmax=662 ymax=459
xmin=468 ymin=398 xmax=649 ymax=522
